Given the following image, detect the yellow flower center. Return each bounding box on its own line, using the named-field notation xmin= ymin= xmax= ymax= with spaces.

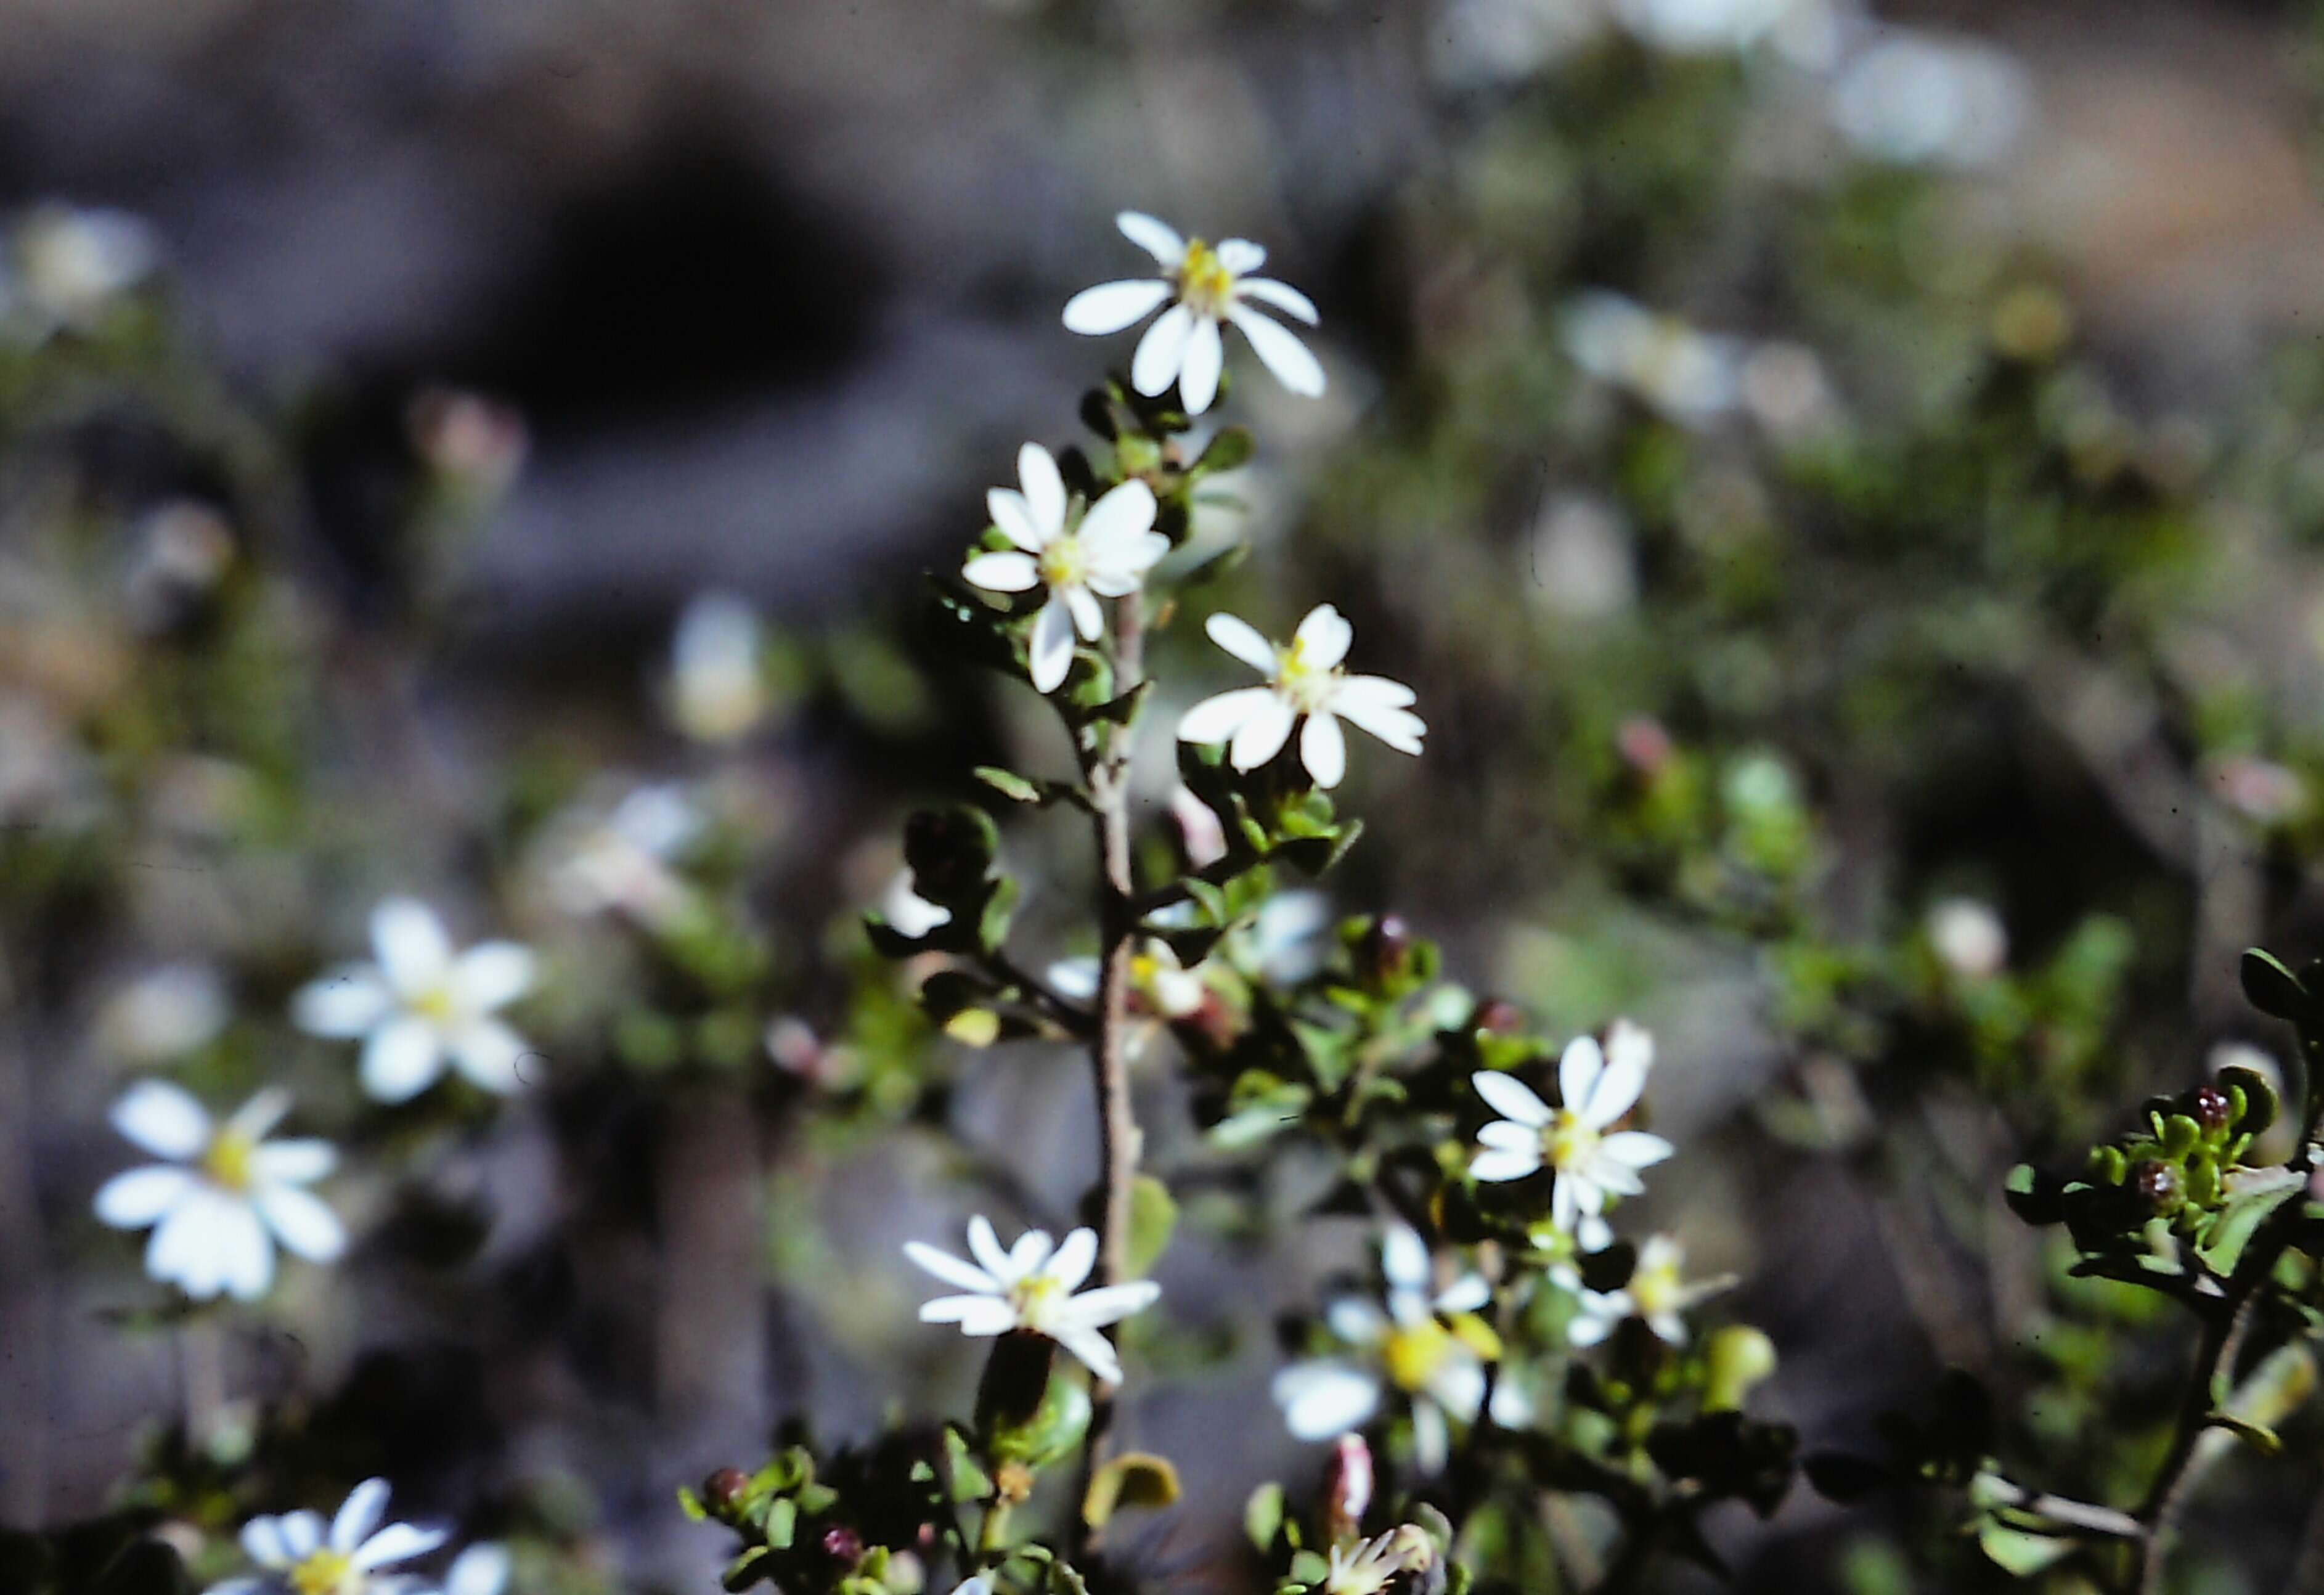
xmin=1037 ymin=533 xmax=1089 ymax=591
xmin=1383 ymin=1320 xmax=1457 ymax=1393
xmin=202 ymin=1130 xmax=257 ymax=1193
xmin=290 ymin=1550 xmax=356 ymax=1595
xmin=1631 ymin=1257 xmax=1683 ymax=1321
xmin=1008 ymin=1272 xmax=1067 ymax=1332
xmin=1176 ymin=239 xmax=1237 ymax=316
xmin=1276 ymin=635 xmax=1339 ymax=716
xmin=1544 ymin=1108 xmax=1599 ymax=1172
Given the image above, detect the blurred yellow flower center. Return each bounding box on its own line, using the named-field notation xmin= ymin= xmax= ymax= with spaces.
xmin=1276 ymin=636 xmax=1339 ymax=715
xmin=1384 ymin=1319 xmax=1457 ymax=1392
xmin=290 ymin=1550 xmax=356 ymax=1595
xmin=1631 ymin=1257 xmax=1683 ymax=1320
xmin=203 ymin=1130 xmax=256 ymax=1193
xmin=412 ymin=981 xmax=459 ymax=1023
xmin=1176 ymin=239 xmax=1236 ymax=316
xmin=1037 ymin=534 xmax=1088 ymax=590
xmin=1545 ymin=1109 xmax=1598 ymax=1172
xmin=1009 ymin=1271 xmax=1067 ymax=1329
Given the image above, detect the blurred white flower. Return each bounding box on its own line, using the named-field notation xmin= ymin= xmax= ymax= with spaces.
xmin=207 ymin=1479 xmax=447 ymax=1595
xmin=1528 ymin=496 xmax=1636 ymax=620
xmin=1318 ymin=1529 xmax=1427 ymax=1595
xmin=445 ymin=1544 xmax=512 ymax=1595
xmin=1168 ymin=784 xmax=1229 ymax=870
xmin=1177 ymin=606 xmax=1424 ymax=788
xmin=1564 ymin=1233 xmax=1730 ymax=1347
xmin=292 ymin=899 xmax=537 ymax=1103
xmin=94 ymin=1082 xmax=343 ymax=1302
xmin=1470 ymin=1022 xmax=1674 ymax=1233
xmin=961 ymin=443 xmax=1166 ymax=693
xmin=124 ymin=502 xmax=237 ymax=634
xmin=2209 ymin=755 xmax=2306 ymax=825
xmin=10 ymin=204 xmax=157 ymax=332
xmin=1831 ymin=32 xmax=2030 ymax=169
xmin=548 ymin=783 xmax=701 ymax=924
xmin=1270 ymin=1223 xmax=1527 ymax=1473
xmin=1613 ymin=0 xmax=1796 ymax=53
xmin=883 ymin=874 xmax=953 ymax=939
xmin=1562 ymin=291 xmax=1744 ymax=427
xmin=95 ymin=963 xmax=230 ymax=1063
xmin=905 ymin=1216 xmax=1162 ymax=1385
xmin=1242 ymin=891 xmax=1335 ymax=986
xmin=1926 ymin=897 xmax=2007 ymax=980
xmin=668 ymin=593 xmax=769 ymax=744
xmin=1047 ymin=941 xmax=1208 ymax=1022
xmin=1062 ymin=211 xmax=1324 ymax=416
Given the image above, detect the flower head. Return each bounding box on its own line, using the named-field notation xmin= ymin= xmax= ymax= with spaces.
xmin=1270 ymin=1223 xmax=1526 ymax=1472
xmin=207 ymin=1479 xmax=447 ymax=1595
xmin=905 ymin=1216 xmax=1161 ymax=1385
xmin=1062 ymin=211 xmax=1325 ymax=416
xmin=961 ymin=443 xmax=1165 ymax=693
xmin=292 ymin=899 xmax=537 ymax=1103
xmin=1469 ymin=1021 xmax=1674 ymax=1232
xmin=547 ymin=783 xmax=701 ymax=926
xmin=94 ymin=1082 xmax=343 ymax=1301
xmin=1565 ymin=1233 xmax=1729 ymax=1348
xmin=1176 ymin=606 xmax=1424 ymax=788
xmin=1318 ymin=1528 xmax=1429 ymax=1595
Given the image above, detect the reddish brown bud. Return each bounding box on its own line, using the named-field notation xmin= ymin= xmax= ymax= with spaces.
xmin=1324 ymin=1432 xmax=1374 ymax=1543
xmin=1475 ymin=998 xmax=1527 ymax=1035
xmin=820 ymin=1526 xmax=864 ymax=1566
xmin=701 ymin=1467 xmax=751 ymax=1514
xmin=2191 ymin=1083 xmax=2233 ymax=1133
xmin=2134 ymin=1161 xmax=2183 ymax=1212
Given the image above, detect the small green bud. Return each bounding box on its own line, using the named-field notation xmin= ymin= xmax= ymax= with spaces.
xmin=2090 ymin=1144 xmax=2130 ymax=1185
xmin=1703 ymin=1325 xmax=1780 ymax=1413
xmin=2184 ymin=1152 xmax=2222 ymax=1209
xmin=2160 ymin=1114 xmax=2200 ymax=1157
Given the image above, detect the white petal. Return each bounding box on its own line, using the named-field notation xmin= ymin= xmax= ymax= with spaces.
xmin=454 ymin=942 xmax=535 ymax=1013
xmin=1475 ymin=1120 xmax=1541 ymax=1152
xmin=1649 ymin=1312 xmax=1689 ymax=1346
xmin=1058 ymin=1280 xmax=1161 ymax=1328
xmin=240 ymin=1517 xmax=290 ymax=1570
xmin=110 ymin=1080 xmax=210 ymax=1161
xmin=370 ymin=899 xmax=453 ymax=995
xmin=290 ymin=968 xmax=393 ymax=1037
xmin=277 ymin=1513 xmax=326 ymax=1560
xmin=449 ymin=1019 xmax=528 ymax=1093
xmin=1064 ymin=278 xmax=1173 ymax=337
xmin=1411 ymin=1400 xmax=1449 ymax=1474
xmin=94 ymin=1166 xmax=193 ymax=1228
xmin=1380 ymin=1223 xmax=1430 ymax=1292
xmin=1235 ymin=276 xmax=1319 ymax=325
xmin=1331 ymin=689 xmax=1425 ymax=756
xmin=1430 ymin=1358 xmax=1486 ymax=1422
xmin=1029 ymin=596 xmax=1077 ymax=693
xmin=1551 ymin=1177 xmax=1580 ymax=1233
xmin=1051 ymin=1323 xmax=1122 ymax=1385
xmin=353 ymin=1525 xmax=447 ymax=1572
xmin=1045 ymin=958 xmax=1100 ymax=1001
xmin=1177 ymin=315 xmax=1223 ymax=416
xmin=1559 ymin=1036 xmax=1605 ymax=1120
xmin=213 ymin=1197 xmax=276 ymax=1302
xmin=1087 ymin=532 xmax=1171 ymax=592
xmin=1331 ymin=674 xmax=1417 ymax=711
xmin=1470 ymin=1146 xmax=1543 ymax=1183
xmin=1271 ymin=1362 xmax=1380 ymax=1440
xmin=1300 ymin=712 xmax=1347 ymax=788
xmin=1115 ymin=211 xmax=1186 ymax=266
xmin=1043 ymin=1228 xmax=1099 ymax=1293
xmin=963 ymin=551 xmax=1040 ymax=594
xmin=1205 ymin=612 xmax=1281 ymax=674
xmin=1326 ymin=1297 xmax=1388 ymax=1344
xmin=1599 ymin=1132 xmax=1676 ymax=1170
xmin=986 ymin=487 xmax=1045 ymax=552
xmin=361 ymin=1017 xmax=446 ymax=1103
xmin=1131 ymin=305 xmax=1194 ymax=398
xmin=1017 ymin=443 xmax=1067 ymax=539
xmin=1435 ymin=1273 xmax=1493 ymax=1315
xmin=1229 ymin=306 xmax=1327 ymax=397
xmin=1229 ymin=694 xmax=1296 ymax=771
xmin=251 ymin=1140 xmax=335 ymax=1186
xmin=966 ymin=1215 xmax=1014 ymax=1281
xmin=1008 ymin=1228 xmax=1056 ymax=1276
xmin=919 ymin=1294 xmax=1018 ymax=1333
xmin=1472 ymin=1071 xmax=1553 ymax=1128
xmin=905 ymin=1242 xmax=1000 ymax=1295
xmin=1064 ymin=585 xmax=1104 ymax=643
xmin=1076 ymin=479 xmax=1159 ymax=561
xmin=224 ymin=1088 xmax=292 ymax=1144
xmin=333 ymin=1480 xmax=391 ymax=1555
xmin=1215 ymin=238 xmax=1266 ymax=274
xmin=255 ymin=1183 xmax=346 ymax=1263
xmin=446 ymin=1545 xmax=512 ymax=1595
xmin=1176 ymin=686 xmax=1271 ymax=746
xmin=1293 ymin=604 xmax=1353 ymax=669
xmin=1584 ymin=1039 xmax=1650 ymax=1128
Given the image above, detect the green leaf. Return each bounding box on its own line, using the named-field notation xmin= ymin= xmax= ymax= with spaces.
xmin=977 ymin=875 xmax=1021 ymax=957
xmin=677 ymin=1488 xmax=707 ymax=1522
xmin=1126 ymin=1175 xmax=1179 ymax=1276
xmin=1976 ymin=1520 xmax=2075 ymax=1577
xmin=976 ymin=766 xmax=1045 ymax=804
xmin=1244 ymin=1482 xmax=1286 ymax=1551
xmin=721 ymin=1546 xmax=773 ymax=1592
xmin=1083 ymin=1452 xmax=1181 ymax=1529
xmin=1194 ymin=426 xmax=1255 ymax=475
xmin=763 ymin=1498 xmax=797 ymax=1551
xmin=2241 ymin=948 xmax=2307 ymax=1020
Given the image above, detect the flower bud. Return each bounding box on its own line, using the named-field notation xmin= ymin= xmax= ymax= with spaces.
xmin=1358 ymin=916 xmax=1414 ymax=990
xmin=701 ymin=1467 xmax=751 ymax=1520
xmin=1323 ymin=1433 xmax=1374 ymax=1543
xmin=1474 ymin=998 xmax=1527 ymax=1035
xmin=2191 ymin=1083 xmax=2233 ymax=1133
xmin=1703 ymin=1325 xmax=1779 ymax=1412
xmin=822 ymin=1526 xmax=865 ymax=1567
xmin=2134 ymin=1160 xmax=2183 ymax=1214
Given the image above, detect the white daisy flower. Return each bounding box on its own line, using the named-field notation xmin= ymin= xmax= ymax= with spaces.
xmin=667 ymin=592 xmax=769 ymax=743
xmin=905 ymin=1216 xmax=1162 ymax=1385
xmin=1565 ymin=1233 xmax=1730 ymax=1348
xmin=961 ymin=443 xmax=1165 ymax=694
xmin=292 ymin=899 xmax=537 ymax=1103
xmin=1176 ymin=605 xmax=1424 ymax=789
xmin=1270 ymin=1223 xmax=1527 ymax=1474
xmin=1469 ymin=1021 xmax=1674 ymax=1233
xmin=1061 ymin=211 xmax=1326 ymax=417
xmin=93 ymin=1082 xmax=344 ymax=1303
xmin=206 ymin=1479 xmax=447 ymax=1595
